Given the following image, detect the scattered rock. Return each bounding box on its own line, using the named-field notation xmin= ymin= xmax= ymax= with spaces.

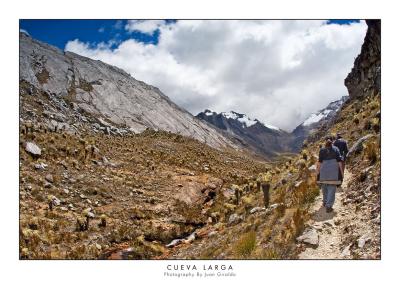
xmin=84 ymin=210 xmax=95 ymax=218
xmin=341 ymin=244 xmax=352 ymax=257
xmin=295 ymin=181 xmax=303 ymax=188
xmin=45 ymin=174 xmax=54 ymax=183
xmin=268 ymin=203 xmax=282 ymax=210
xmin=358 ymin=234 xmax=371 ymax=249
xmin=24 ymin=142 xmax=41 ymax=157
xmin=312 ymin=222 xmax=324 ymax=231
xmin=347 ymin=134 xmax=374 ymax=158
xmin=166 ymin=239 xmax=184 ymax=248
xmin=184 ymin=232 xmax=197 ymax=244
xmin=308 ymin=164 xmax=317 ymax=172
xmin=250 ymin=207 xmax=266 ymax=214
xmin=206 ymin=182 xmax=217 ymax=190
xmin=50 ymin=196 xmax=61 ymax=206
xmin=296 ymin=227 xmax=319 ymax=246
xmin=228 ymin=213 xmax=243 ymax=225
xmin=323 ymin=220 xmax=335 ymax=227
xmin=34 ymin=163 xmax=47 ymax=170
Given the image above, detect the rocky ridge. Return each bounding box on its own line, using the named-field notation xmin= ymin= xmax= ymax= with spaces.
xmin=196 ymin=110 xmax=294 ymax=158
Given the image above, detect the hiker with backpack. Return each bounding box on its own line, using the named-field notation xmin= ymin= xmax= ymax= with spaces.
xmin=333 ymin=132 xmax=349 ymax=172
xmin=316 ymin=135 xmax=344 ymax=213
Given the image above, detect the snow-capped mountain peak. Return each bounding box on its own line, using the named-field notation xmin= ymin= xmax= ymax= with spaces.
xmin=301 ymin=96 xmax=348 ymax=127
xmin=196 ymin=109 xmax=291 ymax=158
xmin=221 ymin=111 xmax=258 ymax=128
xmin=303 ymin=109 xmax=333 ymax=126
xmin=210 ymin=110 xmax=279 ymax=130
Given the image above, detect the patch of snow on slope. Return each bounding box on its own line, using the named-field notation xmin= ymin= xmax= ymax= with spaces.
xmin=263 ymin=123 xmax=280 ymax=131
xmin=222 ymin=111 xmax=279 ymax=130
xmin=236 ymin=115 xmax=257 ymax=127
xmin=303 ymin=109 xmax=332 ymax=126
xmin=222 ymin=111 xmax=238 ymax=119
xmin=222 ymin=111 xmax=256 ymax=127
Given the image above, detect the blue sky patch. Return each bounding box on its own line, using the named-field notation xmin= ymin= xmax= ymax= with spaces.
xmin=327 ymin=19 xmax=361 ymax=25
xmin=20 ymin=19 xmax=361 ymax=51
xmin=19 ymin=19 xmax=176 ymax=50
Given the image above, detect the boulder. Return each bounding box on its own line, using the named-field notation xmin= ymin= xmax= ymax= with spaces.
xmin=166 ymin=238 xmax=184 ymax=248
xmin=228 ymin=213 xmax=243 ymax=225
xmin=185 ymin=232 xmax=197 ymax=244
xmin=250 ymin=207 xmax=266 ymax=214
xmin=340 ymin=244 xmax=352 ymax=257
xmin=308 ymin=164 xmax=317 ymax=172
xmin=25 ymin=142 xmax=41 ymax=157
xmin=358 ymin=234 xmax=371 ymax=249
xmin=347 ymin=134 xmax=374 ymax=158
xmin=296 ymin=227 xmax=319 ymax=246
xmin=51 ymin=196 xmax=61 ymax=206
xmin=45 ymin=174 xmax=54 ymax=183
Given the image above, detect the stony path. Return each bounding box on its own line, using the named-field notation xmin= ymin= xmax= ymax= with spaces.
xmin=298 ymin=171 xmax=354 ymax=259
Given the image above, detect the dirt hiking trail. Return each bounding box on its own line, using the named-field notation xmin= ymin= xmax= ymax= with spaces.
xmin=298 ymin=171 xmax=354 ymax=259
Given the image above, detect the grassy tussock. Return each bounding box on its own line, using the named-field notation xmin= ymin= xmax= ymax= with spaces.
xmin=233 ymin=231 xmax=257 ymax=258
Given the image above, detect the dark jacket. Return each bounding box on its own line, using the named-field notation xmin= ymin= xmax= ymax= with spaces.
xmin=333 ymin=138 xmax=349 ymax=161
xmin=318 ymin=145 xmax=343 ymax=182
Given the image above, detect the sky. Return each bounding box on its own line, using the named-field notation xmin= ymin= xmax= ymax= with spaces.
xmin=20 ymin=19 xmax=367 ymax=131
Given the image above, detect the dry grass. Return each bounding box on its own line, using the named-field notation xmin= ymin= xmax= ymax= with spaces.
xmin=233 ymin=230 xmax=257 ymax=258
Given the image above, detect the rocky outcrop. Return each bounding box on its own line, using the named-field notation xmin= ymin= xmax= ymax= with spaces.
xmin=345 ymin=20 xmax=381 ymax=99
xmin=19 ymin=33 xmax=236 ymax=149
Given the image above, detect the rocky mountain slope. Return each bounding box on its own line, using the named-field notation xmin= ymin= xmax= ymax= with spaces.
xmin=196 ymin=110 xmax=294 ymax=158
xmin=19 ymin=32 xmax=235 ymax=149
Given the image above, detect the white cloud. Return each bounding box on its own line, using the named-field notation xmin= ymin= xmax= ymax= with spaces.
xmin=125 ymin=20 xmax=165 ymax=35
xmin=65 ymin=20 xmax=367 ymax=131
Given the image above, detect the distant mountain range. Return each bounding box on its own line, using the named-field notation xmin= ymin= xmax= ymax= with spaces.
xmin=20 ymin=31 xmax=348 ymax=159
xmin=196 ymin=96 xmax=348 ymax=157
xmin=196 ymin=110 xmax=292 ymax=158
